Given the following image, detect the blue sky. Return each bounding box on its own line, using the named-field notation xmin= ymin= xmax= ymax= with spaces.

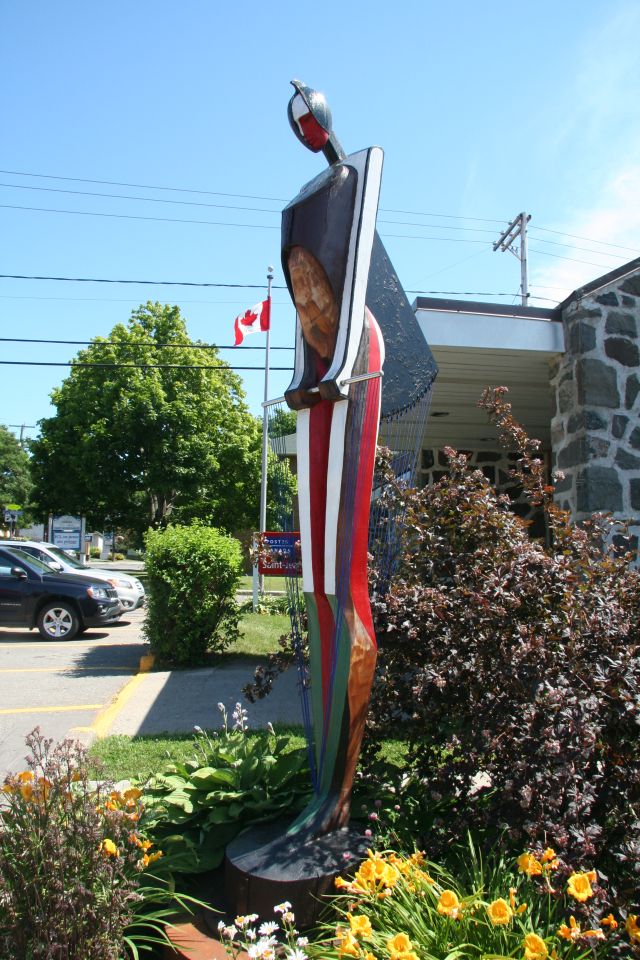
xmin=1 ymin=0 xmax=639 ymax=441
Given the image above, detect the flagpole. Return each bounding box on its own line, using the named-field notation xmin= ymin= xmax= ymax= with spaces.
xmin=253 ymin=266 xmax=273 ymax=607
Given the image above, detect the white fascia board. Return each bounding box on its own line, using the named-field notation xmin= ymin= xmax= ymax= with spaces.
xmin=416 ymin=308 xmax=565 ymax=354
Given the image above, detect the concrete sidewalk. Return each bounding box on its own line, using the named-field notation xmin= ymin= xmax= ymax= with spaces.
xmin=100 ymin=659 xmax=304 ymax=737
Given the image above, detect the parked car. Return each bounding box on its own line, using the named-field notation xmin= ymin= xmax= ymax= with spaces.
xmin=3 ymin=541 xmax=145 ymax=613
xmin=0 ymin=546 xmax=121 ymax=640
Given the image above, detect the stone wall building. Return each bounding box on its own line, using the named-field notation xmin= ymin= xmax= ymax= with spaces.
xmin=550 ymin=257 xmax=640 ymax=552
xmin=414 ymin=256 xmax=640 ymax=555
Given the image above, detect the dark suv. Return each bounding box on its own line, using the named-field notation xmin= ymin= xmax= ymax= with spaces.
xmin=0 ymin=546 xmax=121 ymax=640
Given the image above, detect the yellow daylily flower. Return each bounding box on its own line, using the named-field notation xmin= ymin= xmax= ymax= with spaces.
xmin=348 ymin=913 xmax=373 ymax=938
xmin=558 ymin=916 xmax=581 ymax=941
xmin=517 ymin=852 xmax=543 ymax=876
xmin=436 ymin=890 xmax=462 ymax=919
xmin=487 ymin=898 xmax=513 ymax=926
xmin=100 ymin=838 xmax=119 ymax=857
xmin=336 ymin=931 xmax=360 ymax=957
xmin=626 ymin=915 xmax=640 ymax=943
xmin=386 ymin=932 xmax=413 ymax=958
xmin=523 ymin=932 xmax=548 ymax=959
xmin=566 ymin=870 xmax=596 ymax=902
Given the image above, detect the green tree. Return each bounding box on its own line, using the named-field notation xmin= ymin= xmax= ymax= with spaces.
xmin=0 ymin=424 xmax=31 ymax=508
xmin=30 ymin=303 xmax=261 ymax=542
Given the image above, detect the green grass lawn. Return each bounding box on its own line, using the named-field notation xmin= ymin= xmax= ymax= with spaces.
xmin=238 ymin=574 xmax=294 ymax=592
xmin=88 ymin=729 xmax=408 ymax=782
xmin=88 ymin=726 xmax=307 ymax=781
xmin=228 ymin=611 xmax=290 ymax=657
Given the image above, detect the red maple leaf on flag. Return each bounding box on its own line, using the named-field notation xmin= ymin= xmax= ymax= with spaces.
xmin=241 ymin=309 xmax=258 ymax=327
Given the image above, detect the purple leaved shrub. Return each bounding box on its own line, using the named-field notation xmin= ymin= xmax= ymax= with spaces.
xmin=367 ymin=388 xmax=639 ymax=910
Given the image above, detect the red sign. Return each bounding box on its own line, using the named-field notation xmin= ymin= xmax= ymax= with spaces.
xmin=258 ymin=532 xmax=301 ymax=576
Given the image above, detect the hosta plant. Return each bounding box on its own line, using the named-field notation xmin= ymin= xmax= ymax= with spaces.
xmin=139 ymin=703 xmax=312 ymax=873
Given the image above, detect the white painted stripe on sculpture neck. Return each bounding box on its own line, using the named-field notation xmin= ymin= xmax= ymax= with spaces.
xmin=324 ymin=398 xmax=348 ymax=595
xmin=296 ymin=408 xmax=314 ymax=593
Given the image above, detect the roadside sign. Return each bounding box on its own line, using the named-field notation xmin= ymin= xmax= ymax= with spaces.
xmin=258 ymin=532 xmax=301 ymax=576
xmin=51 ymin=515 xmax=84 ymax=551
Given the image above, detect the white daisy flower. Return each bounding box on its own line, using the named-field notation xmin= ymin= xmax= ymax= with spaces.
xmin=274 ymin=901 xmax=292 ymax=914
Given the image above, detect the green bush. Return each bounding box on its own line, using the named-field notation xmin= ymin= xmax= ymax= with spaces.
xmin=144 ymin=523 xmax=243 ymax=665
xmin=89 ymin=547 xmax=101 ymax=558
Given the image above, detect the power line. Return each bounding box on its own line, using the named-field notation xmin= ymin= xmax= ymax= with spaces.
xmin=0 ymin=273 xmax=285 ymax=288
xmin=0 ymin=294 xmax=292 ymax=305
xmin=0 ymin=181 xmax=502 ymax=235
xmin=527 ymin=234 xmax=628 ymax=260
xmin=0 ymin=203 xmax=280 ymax=230
xmin=1 ymin=168 xmax=504 ymax=222
xmin=5 ymin=186 xmax=630 ymax=259
xmin=0 ymin=203 xmax=497 ymax=245
xmin=6 ymin=201 xmax=632 ymax=265
xmin=527 ymin=247 xmax=616 ymax=269
xmin=3 ymin=168 xmax=635 ymax=256
xmin=0 ymin=337 xmax=293 ymax=350
xmin=0 ymin=168 xmax=288 ymax=204
xmin=0 ymin=360 xmax=293 ymax=370
xmin=0 ymin=273 xmax=557 ymax=299
xmin=380 ymin=207 xmax=505 ymax=224
xmin=0 ymin=181 xmax=281 ymax=215
xmin=532 ymin=225 xmax=640 ymax=255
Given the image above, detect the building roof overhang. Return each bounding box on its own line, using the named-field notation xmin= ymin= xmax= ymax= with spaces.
xmin=413 ymin=297 xmax=565 ymax=450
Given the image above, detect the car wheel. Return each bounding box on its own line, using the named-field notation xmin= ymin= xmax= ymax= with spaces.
xmin=37 ymin=602 xmax=80 ymax=641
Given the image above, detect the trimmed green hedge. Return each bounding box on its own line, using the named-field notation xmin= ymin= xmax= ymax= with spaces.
xmin=144 ymin=524 xmax=242 ymax=665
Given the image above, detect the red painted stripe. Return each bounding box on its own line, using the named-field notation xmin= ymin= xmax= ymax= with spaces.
xmin=349 ymin=312 xmax=383 ymax=645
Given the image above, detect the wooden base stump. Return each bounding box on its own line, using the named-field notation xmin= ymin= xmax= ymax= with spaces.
xmin=164 ymin=913 xmax=251 ymax=959
xmin=222 ymin=818 xmax=370 ymax=929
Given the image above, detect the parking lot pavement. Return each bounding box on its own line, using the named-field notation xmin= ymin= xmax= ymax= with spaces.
xmin=0 ymin=609 xmax=147 ymax=778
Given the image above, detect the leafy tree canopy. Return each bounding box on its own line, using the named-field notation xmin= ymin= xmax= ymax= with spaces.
xmin=0 ymin=425 xmax=31 ymax=508
xmin=30 ymin=303 xmax=262 ymax=542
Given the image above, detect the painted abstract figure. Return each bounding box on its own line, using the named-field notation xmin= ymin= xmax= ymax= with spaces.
xmin=282 ymin=82 xmax=385 ymax=835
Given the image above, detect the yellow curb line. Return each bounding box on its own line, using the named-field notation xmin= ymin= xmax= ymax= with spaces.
xmin=87 ymin=652 xmax=156 ymax=739
xmin=0 ymin=704 xmax=104 ymax=715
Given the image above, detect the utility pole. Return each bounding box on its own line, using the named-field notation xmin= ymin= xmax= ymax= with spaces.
xmin=8 ymin=424 xmax=35 ymax=447
xmin=493 ymin=212 xmax=531 ymax=306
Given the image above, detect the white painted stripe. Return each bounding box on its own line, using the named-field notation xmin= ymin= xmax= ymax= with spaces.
xmin=296 ymin=409 xmax=314 ymax=592
xmin=369 ymin=310 xmax=386 ymax=368
xmin=324 ymin=399 xmax=348 ymax=595
xmin=323 ymin=146 xmax=384 ymax=395
xmin=285 ymin=313 xmax=308 ymax=397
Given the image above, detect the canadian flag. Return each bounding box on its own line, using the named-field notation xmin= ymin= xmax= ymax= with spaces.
xmin=233 ymin=299 xmax=271 ymax=346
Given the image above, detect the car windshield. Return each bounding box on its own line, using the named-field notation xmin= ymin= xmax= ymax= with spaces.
xmin=4 ymin=547 xmax=57 ymax=574
xmin=48 ymin=547 xmax=84 ymax=569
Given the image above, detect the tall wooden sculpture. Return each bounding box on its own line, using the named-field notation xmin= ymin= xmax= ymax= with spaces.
xmin=225 ymin=80 xmax=437 ymax=924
